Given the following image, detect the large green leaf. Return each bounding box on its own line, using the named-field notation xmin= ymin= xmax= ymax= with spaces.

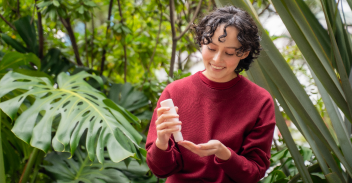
xmin=43 ymin=148 xmax=156 ymax=183
xmin=0 ymin=52 xmax=41 ymax=77
xmin=108 ymin=83 xmax=152 ymax=121
xmin=325 ymin=172 xmax=344 ymax=183
xmin=322 ymin=0 xmax=352 ymax=74
xmin=216 ymin=0 xmax=352 ymax=178
xmin=245 ymin=62 xmax=313 ymax=182
xmin=108 ymin=83 xmax=149 ymax=112
xmin=0 ymin=71 xmax=142 ymax=164
xmin=43 ymin=148 xmax=130 ymax=183
xmin=271 ymin=0 xmax=351 ymax=122
xmin=310 ymin=65 xmax=352 ymax=169
xmin=1 ymin=34 xmax=28 ymax=53
xmin=320 ymin=0 xmax=352 ymax=167
xmin=13 ymin=16 xmax=38 ymax=54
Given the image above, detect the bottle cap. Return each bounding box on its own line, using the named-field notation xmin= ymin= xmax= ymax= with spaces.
xmin=160 ymin=99 xmax=175 ymax=108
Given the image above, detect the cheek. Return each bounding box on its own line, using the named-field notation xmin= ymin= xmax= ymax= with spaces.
xmin=226 ymin=58 xmax=241 ymax=68
xmin=202 ymin=48 xmax=213 ymax=61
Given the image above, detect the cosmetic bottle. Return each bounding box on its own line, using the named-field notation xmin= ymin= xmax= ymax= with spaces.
xmin=160 ymin=99 xmax=183 ymax=142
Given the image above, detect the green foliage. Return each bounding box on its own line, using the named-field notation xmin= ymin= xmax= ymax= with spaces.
xmin=43 ymin=147 xmax=158 ymax=183
xmin=37 ymin=0 xmax=96 ymax=21
xmin=0 ymin=71 xmax=144 ymax=164
xmin=1 ymin=112 xmax=33 ymax=180
xmin=108 ymin=83 xmax=152 ymax=121
xmin=0 ymin=52 xmax=41 ymax=75
xmin=216 ymin=0 xmax=352 ymax=182
xmin=40 ymin=48 xmax=75 ymax=78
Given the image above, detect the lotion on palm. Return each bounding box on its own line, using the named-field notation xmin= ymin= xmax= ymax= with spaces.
xmin=160 ymin=99 xmax=183 ymax=142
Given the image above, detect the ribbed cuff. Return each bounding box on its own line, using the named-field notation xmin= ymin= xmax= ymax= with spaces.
xmin=148 ymin=139 xmax=176 ymax=168
xmin=214 ymin=147 xmax=242 ymax=167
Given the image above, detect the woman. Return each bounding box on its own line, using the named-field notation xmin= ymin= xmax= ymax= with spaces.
xmin=146 ymin=6 xmax=276 ymax=183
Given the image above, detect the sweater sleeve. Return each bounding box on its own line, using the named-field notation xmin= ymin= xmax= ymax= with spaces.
xmin=214 ymin=96 xmax=276 ymax=183
xmin=145 ymin=86 xmax=183 ymax=178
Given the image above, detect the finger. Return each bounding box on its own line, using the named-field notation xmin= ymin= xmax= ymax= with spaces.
xmin=159 ymin=127 xmax=180 ymax=135
xmin=178 ymin=140 xmax=200 ymax=149
xmin=175 ymin=106 xmax=179 ymax=113
xmin=157 ymin=107 xmax=170 ymax=117
xmin=198 ymin=140 xmax=220 ymax=150
xmin=155 ymin=114 xmax=179 ymax=125
xmin=156 ymin=121 xmax=182 ymax=130
xmin=198 ymin=149 xmax=218 ymax=157
xmin=178 ymin=142 xmax=199 ymax=154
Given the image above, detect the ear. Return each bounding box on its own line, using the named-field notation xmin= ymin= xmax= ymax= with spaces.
xmin=240 ymin=51 xmax=250 ymax=60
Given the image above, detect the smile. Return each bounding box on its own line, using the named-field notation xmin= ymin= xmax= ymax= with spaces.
xmin=211 ymin=64 xmax=225 ymax=70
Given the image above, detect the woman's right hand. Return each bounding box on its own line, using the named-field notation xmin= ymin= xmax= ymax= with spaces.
xmin=155 ymin=106 xmax=181 ymax=151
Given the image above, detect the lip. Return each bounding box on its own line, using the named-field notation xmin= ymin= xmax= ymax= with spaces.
xmin=209 ymin=63 xmax=226 ymax=71
xmin=212 ymin=64 xmax=224 ymax=67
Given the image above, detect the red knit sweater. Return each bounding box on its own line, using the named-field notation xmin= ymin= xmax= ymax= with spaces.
xmin=146 ymin=71 xmax=276 ymax=183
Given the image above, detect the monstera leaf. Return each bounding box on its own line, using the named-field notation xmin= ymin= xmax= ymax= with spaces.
xmin=108 ymin=83 xmax=149 ymax=112
xmin=108 ymin=83 xmax=152 ymax=121
xmin=43 ymin=148 xmax=157 ymax=183
xmin=0 ymin=71 xmax=144 ymax=164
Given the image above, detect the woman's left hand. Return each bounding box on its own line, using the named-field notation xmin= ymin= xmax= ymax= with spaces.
xmin=178 ymin=140 xmax=231 ymax=161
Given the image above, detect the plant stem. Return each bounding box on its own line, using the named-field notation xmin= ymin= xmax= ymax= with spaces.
xmin=30 ymin=150 xmax=44 ymax=183
xmin=174 ymin=0 xmax=202 ymax=41
xmin=0 ymin=99 xmax=6 ymax=183
xmin=75 ymin=154 xmax=90 ymax=179
xmin=59 ymin=16 xmax=83 ymax=66
xmin=35 ymin=0 xmax=44 ymax=59
xmin=85 ymin=22 xmax=89 ymax=68
xmin=17 ymin=0 xmax=21 ymax=18
xmin=168 ymin=0 xmax=177 ymax=79
xmin=19 ymin=148 xmax=39 ymax=183
xmin=90 ymin=11 xmax=95 ymax=68
xmin=0 ymin=13 xmax=16 ymax=31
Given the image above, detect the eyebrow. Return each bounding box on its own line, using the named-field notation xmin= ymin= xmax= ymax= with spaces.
xmin=211 ymin=42 xmax=239 ymax=49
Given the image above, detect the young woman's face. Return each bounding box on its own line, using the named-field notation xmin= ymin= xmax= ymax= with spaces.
xmin=202 ymin=24 xmax=249 ymax=83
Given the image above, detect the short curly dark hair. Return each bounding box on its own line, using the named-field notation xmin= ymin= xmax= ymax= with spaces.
xmin=192 ymin=6 xmax=261 ymax=74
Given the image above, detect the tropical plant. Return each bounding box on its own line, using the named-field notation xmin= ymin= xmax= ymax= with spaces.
xmin=42 ymin=147 xmax=155 ymax=183
xmin=0 ymin=0 xmax=212 ymax=182
xmin=215 ymin=0 xmax=352 ymax=182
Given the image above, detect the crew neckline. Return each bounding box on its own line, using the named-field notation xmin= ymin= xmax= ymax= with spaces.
xmin=198 ymin=70 xmax=242 ymax=90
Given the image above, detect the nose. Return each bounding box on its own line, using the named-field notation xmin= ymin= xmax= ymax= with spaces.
xmin=213 ymin=52 xmax=222 ymax=63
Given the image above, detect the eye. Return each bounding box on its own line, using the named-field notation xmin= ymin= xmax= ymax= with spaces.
xmin=207 ymin=46 xmax=215 ymax=51
xmin=207 ymin=47 xmax=234 ymax=56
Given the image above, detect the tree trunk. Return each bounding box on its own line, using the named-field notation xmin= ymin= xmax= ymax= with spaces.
xmin=35 ymin=0 xmax=44 ymax=59
xmin=117 ymin=0 xmax=127 ymax=83
xmin=100 ymin=0 xmax=114 ymax=76
xmin=59 ymin=16 xmax=83 ymax=66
